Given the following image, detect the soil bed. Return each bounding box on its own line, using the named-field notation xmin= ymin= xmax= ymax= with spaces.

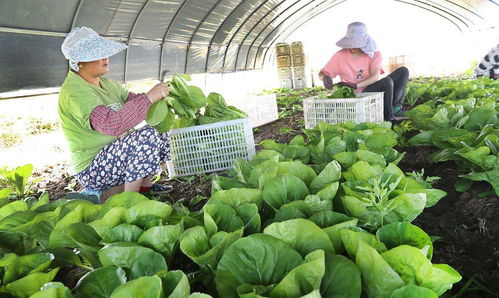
xmin=398 ymin=145 xmax=499 ymax=297
xmin=31 ymin=110 xmax=498 ymax=296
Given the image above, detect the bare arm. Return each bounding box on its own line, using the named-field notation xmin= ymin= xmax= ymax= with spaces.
xmin=356 ymin=68 xmax=381 ymax=89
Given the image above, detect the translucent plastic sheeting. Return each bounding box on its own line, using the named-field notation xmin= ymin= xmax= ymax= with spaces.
xmin=0 ymin=32 xmax=68 ymax=92
xmin=0 ymin=0 xmax=495 ymax=93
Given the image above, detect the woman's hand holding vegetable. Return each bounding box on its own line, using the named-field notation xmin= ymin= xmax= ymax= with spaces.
xmin=146 ymin=83 xmax=170 ymax=103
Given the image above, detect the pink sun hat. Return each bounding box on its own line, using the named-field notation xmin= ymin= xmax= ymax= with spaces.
xmin=336 ymin=22 xmax=378 ymax=58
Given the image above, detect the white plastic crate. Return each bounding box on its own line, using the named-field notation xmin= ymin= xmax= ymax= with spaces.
xmin=303 ymin=92 xmax=384 ymax=129
xmin=166 ymin=118 xmax=255 ymax=177
xmin=277 ymin=67 xmax=292 ymax=80
xmin=293 ymin=77 xmax=307 ymax=89
xmin=279 ymin=79 xmax=293 ymax=89
xmin=241 ymin=93 xmax=279 ymax=127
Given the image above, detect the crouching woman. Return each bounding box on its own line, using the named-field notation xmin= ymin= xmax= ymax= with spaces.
xmin=58 ymin=27 xmax=172 ymax=202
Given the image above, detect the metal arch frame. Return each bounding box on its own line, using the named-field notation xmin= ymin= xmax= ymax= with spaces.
xmin=204 ymin=0 xmax=251 ymax=73
xmin=442 ymin=0 xmax=485 ymax=19
xmin=417 ymin=0 xmax=477 ymax=25
xmin=159 ymin=0 xmax=190 ymax=79
xmin=261 ymin=0 xmax=346 ymax=67
xmin=221 ymin=0 xmax=273 ymax=71
xmin=260 ymin=0 xmax=474 ymax=68
xmin=70 ymin=0 xmax=85 ymax=29
xmin=409 ymin=0 xmax=470 ymax=28
xmin=251 ymin=0 xmax=327 ymax=69
xmin=234 ymin=0 xmax=288 ymax=70
xmin=124 ymin=0 xmax=152 ymax=83
xmin=394 ymin=0 xmax=464 ymax=31
xmin=244 ymin=0 xmax=305 ymax=70
xmin=184 ymin=0 xmax=225 ymax=73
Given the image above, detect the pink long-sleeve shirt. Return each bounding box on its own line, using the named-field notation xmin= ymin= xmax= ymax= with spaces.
xmin=89 ymin=92 xmax=151 ymax=136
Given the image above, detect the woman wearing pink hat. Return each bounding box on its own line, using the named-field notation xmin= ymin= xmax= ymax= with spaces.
xmin=319 ymin=22 xmax=409 ymax=123
xmin=59 ymin=27 xmax=172 ymax=202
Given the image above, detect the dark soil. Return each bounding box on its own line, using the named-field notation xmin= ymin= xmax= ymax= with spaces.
xmin=399 ymin=145 xmax=499 ymax=297
xmin=31 ymin=107 xmax=498 ymax=296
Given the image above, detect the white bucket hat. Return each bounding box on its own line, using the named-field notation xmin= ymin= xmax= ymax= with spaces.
xmin=336 ymin=22 xmax=377 ymax=58
xmin=61 ymin=27 xmax=127 ymax=71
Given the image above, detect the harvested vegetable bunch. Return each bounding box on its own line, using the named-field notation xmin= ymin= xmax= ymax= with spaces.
xmin=199 ymin=92 xmax=248 ymax=125
xmin=146 ymin=73 xmax=247 ymax=132
xmin=326 ymin=85 xmax=356 ymax=99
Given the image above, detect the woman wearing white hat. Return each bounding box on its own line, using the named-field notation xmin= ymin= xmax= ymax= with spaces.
xmin=319 ymin=22 xmax=409 ymax=122
xmin=59 ymin=27 xmax=172 ymax=202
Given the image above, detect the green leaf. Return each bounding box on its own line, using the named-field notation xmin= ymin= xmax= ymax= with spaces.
xmin=179 ymin=226 xmax=242 ymax=268
xmin=124 ymin=201 xmax=172 ymax=227
xmin=203 ymin=204 xmax=244 ymax=236
xmin=320 ymin=254 xmax=361 ymax=298
xmin=100 ymin=192 xmax=149 ymax=215
xmin=156 ymin=270 xmax=190 ymax=298
xmin=109 ymin=275 xmax=163 ymax=298
xmin=384 ymin=193 xmax=427 ymax=224
xmin=3 ymin=253 xmax=54 ymax=284
xmin=5 ymin=268 xmax=59 ymax=298
xmin=270 ymin=250 xmax=325 ymax=297
xmin=74 ymin=266 xmax=127 ymax=298
xmin=30 ymin=192 xmax=50 ymax=211
xmin=89 ymin=207 xmax=128 ymax=237
xmin=355 ymin=241 xmax=404 ymax=298
xmin=381 ymin=245 xmax=433 ymax=285
xmin=264 ymin=219 xmax=335 ymax=256
xmin=138 ymin=225 xmax=183 ymax=260
xmin=276 ymin=161 xmax=317 ymax=187
xmin=208 ymin=188 xmax=263 ymax=209
xmin=102 ymin=224 xmax=143 ymax=244
xmin=215 ymin=234 xmax=304 ymax=298
xmin=29 ymin=282 xmax=72 ymax=298
xmin=376 ymin=222 xmax=433 ymax=259
xmin=340 ymin=229 xmax=387 ymax=259
xmin=310 ymin=161 xmax=341 ymax=194
xmin=316 ymin=182 xmax=339 ymax=202
xmin=0 ymin=200 xmax=28 ymax=218
xmin=48 ymin=205 xmax=84 ymax=248
xmin=420 ymin=264 xmax=462 ymax=295
xmin=147 ymin=100 xmax=168 ymax=126
xmin=262 ymin=175 xmax=310 ymax=210
xmin=98 ymin=243 xmax=167 ymax=280
xmin=391 ymin=285 xmax=438 ymax=298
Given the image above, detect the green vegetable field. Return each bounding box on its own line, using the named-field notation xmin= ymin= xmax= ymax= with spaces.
xmin=0 ymin=76 xmax=497 ymax=297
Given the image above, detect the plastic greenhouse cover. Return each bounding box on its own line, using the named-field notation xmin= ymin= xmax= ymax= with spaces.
xmin=0 ymin=0 xmax=495 ymax=93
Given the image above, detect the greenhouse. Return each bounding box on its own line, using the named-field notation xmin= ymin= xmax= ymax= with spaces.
xmin=0 ymin=0 xmax=498 ymax=297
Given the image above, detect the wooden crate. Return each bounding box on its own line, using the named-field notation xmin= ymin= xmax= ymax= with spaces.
xmin=276 ymin=55 xmax=291 ymax=68
xmin=276 ymin=43 xmax=291 ymax=56
xmin=292 ymin=66 xmax=305 ymax=78
xmin=291 ymin=54 xmax=305 ymax=67
xmin=389 ymin=55 xmax=411 ymax=73
xmin=291 ymin=41 xmax=304 ymax=55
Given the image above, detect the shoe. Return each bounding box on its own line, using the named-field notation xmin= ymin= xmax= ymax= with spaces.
xmin=393 ymin=110 xmax=409 ymax=121
xmin=140 ymin=183 xmax=173 ymax=194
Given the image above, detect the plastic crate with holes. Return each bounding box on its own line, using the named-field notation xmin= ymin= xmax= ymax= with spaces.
xmin=237 ymin=93 xmax=279 ymax=127
xmin=165 ymin=118 xmax=255 ymax=177
xmin=302 ymin=92 xmax=384 ymax=129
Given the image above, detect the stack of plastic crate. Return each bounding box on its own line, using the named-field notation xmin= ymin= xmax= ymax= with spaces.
xmin=303 ymin=92 xmax=384 ymax=129
xmin=276 ymin=43 xmax=293 ymax=89
xmin=291 ymin=42 xmax=307 ymax=89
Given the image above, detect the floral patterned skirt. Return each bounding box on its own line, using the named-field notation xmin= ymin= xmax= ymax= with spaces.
xmin=76 ymin=126 xmax=170 ymax=190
